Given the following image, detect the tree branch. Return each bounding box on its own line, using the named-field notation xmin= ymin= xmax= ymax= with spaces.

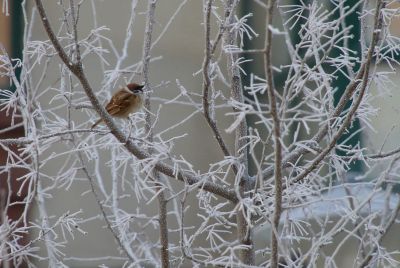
xmin=34 ymin=0 xmax=238 ymax=203
xmin=223 ymin=0 xmax=254 ymax=265
xmin=202 ymin=0 xmax=237 ymax=175
xmin=142 ymin=1 xmax=170 ymax=267
xmin=263 ymin=0 xmax=282 ymax=267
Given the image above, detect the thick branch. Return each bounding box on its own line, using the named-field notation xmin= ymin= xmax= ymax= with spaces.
xmin=34 ymin=0 xmax=238 ymax=203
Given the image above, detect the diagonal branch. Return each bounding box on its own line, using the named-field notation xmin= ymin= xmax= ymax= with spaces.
xmin=34 ymin=0 xmax=238 ymax=203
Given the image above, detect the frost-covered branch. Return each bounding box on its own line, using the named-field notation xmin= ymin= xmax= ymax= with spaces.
xmin=202 ymin=0 xmax=235 ymax=174
xmin=33 ymin=0 xmax=237 ymax=203
xmin=263 ymin=0 xmax=282 ymax=267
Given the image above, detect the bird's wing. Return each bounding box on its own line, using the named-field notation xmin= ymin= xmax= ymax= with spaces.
xmin=106 ymin=91 xmax=133 ymax=116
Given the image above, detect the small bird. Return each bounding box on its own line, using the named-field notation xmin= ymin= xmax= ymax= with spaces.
xmin=91 ymin=83 xmax=144 ymax=129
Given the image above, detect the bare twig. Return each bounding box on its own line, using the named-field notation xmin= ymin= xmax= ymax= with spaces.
xmin=230 ymin=49 xmax=266 ymax=54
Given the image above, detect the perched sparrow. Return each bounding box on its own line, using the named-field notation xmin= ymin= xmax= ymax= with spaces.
xmin=91 ymin=83 xmax=144 ymax=129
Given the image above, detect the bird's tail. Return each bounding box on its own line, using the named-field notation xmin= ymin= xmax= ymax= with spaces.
xmin=91 ymin=118 xmax=103 ymax=129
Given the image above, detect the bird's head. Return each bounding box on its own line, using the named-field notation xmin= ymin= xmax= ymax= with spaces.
xmin=126 ymin=83 xmax=144 ymax=94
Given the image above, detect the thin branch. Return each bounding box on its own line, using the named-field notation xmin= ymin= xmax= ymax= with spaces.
xmin=252 ymin=0 xmax=267 ymax=9
xmin=230 ymin=48 xmax=266 ymax=54
xmin=263 ymin=0 xmax=282 ymax=267
xmin=142 ymin=0 xmax=170 ymax=267
xmin=69 ymin=0 xmax=81 ymax=63
xmin=342 ymin=146 xmax=400 ymax=161
xmin=202 ymin=0 xmax=237 ymax=174
xmin=357 ymin=154 xmax=400 ymax=267
xmin=0 ymin=129 xmax=109 ymax=145
xmin=224 ymin=0 xmax=253 ymax=265
xmin=150 ymin=0 xmax=189 ymax=50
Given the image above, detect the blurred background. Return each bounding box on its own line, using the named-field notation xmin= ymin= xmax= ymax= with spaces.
xmin=1 ymin=0 xmax=400 ymax=267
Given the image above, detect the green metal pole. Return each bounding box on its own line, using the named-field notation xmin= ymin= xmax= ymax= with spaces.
xmin=240 ymin=0 xmax=363 ymax=175
xmin=328 ymin=0 xmax=363 ymax=173
xmin=10 ymin=0 xmax=23 ymax=91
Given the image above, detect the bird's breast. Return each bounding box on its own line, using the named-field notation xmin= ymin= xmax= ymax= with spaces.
xmin=118 ymin=95 xmax=142 ymax=118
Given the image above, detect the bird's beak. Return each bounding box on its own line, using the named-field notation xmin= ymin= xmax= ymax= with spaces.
xmin=137 ymin=85 xmax=145 ymax=93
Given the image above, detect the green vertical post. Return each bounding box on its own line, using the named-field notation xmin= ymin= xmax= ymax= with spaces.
xmin=240 ymin=0 xmax=363 ymax=174
xmin=328 ymin=0 xmax=363 ymax=173
xmin=239 ymin=1 xmax=264 ymax=175
xmin=10 ymin=0 xmax=23 ymax=91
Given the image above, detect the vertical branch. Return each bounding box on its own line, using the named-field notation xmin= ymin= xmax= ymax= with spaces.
xmin=36 ymin=180 xmax=60 ymax=267
xmin=69 ymin=0 xmax=81 ymax=64
xmin=202 ymin=0 xmax=237 ymax=174
xmin=142 ymin=1 xmax=169 ymax=267
xmin=224 ymin=0 xmax=248 ymax=177
xmin=223 ymin=0 xmax=253 ymax=265
xmin=157 ymin=189 xmax=169 ymax=268
xmin=263 ymin=0 xmax=282 ymax=267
